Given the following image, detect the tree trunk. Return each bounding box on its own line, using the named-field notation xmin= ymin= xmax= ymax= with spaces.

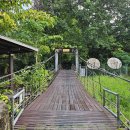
xmin=78 ymin=0 xmax=83 ymax=4
xmin=33 ymin=0 xmax=54 ymax=14
xmin=48 ymin=0 xmax=54 ymax=14
xmin=33 ymin=0 xmax=44 ymax=10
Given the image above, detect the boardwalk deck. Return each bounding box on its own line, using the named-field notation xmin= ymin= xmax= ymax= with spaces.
xmin=14 ymin=70 xmax=117 ymax=130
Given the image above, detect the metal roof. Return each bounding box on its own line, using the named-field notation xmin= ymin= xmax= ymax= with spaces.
xmin=0 ymin=35 xmax=38 ymax=54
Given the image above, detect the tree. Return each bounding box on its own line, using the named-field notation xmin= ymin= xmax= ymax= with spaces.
xmin=33 ymin=0 xmax=44 ymax=10
xmin=37 ymin=0 xmax=130 ymax=61
xmin=0 ymin=12 xmax=16 ymax=33
xmin=0 ymin=0 xmax=31 ymax=33
xmin=1 ymin=0 xmax=130 ymax=63
xmin=5 ymin=9 xmax=62 ymax=61
xmin=0 ymin=0 xmax=31 ymax=12
xmin=33 ymin=0 xmax=54 ymax=13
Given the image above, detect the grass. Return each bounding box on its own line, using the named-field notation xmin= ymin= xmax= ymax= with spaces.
xmin=80 ymin=75 xmax=130 ymax=128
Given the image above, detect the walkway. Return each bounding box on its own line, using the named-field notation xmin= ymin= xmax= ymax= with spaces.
xmin=14 ymin=70 xmax=117 ymax=130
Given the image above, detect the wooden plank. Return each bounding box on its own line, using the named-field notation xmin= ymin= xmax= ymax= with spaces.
xmin=14 ymin=70 xmax=117 ymax=130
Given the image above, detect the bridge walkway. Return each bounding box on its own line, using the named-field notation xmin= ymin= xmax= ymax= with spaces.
xmin=14 ymin=70 xmax=117 ymax=130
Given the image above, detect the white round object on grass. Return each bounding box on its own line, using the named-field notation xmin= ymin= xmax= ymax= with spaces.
xmin=87 ymin=58 xmax=100 ymax=69
xmin=107 ymin=57 xmax=122 ymax=69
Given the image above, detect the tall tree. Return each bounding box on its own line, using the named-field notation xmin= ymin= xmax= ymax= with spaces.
xmin=0 ymin=0 xmax=31 ymax=33
xmin=37 ymin=0 xmax=130 ymax=62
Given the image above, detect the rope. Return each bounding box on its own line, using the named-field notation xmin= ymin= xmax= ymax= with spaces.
xmin=0 ymin=55 xmax=55 ymax=80
xmin=79 ymin=56 xmax=130 ymax=83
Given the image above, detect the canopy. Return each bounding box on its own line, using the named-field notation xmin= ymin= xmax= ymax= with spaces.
xmin=0 ymin=35 xmax=38 ymax=54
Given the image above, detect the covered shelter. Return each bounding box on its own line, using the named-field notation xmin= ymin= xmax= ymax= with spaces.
xmin=0 ymin=35 xmax=38 ymax=77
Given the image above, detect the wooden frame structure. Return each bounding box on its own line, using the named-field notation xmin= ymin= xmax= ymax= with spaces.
xmin=0 ymin=35 xmax=38 ymax=77
xmin=55 ymin=48 xmax=79 ymax=72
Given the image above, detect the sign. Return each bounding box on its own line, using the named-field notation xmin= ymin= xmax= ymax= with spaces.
xmin=107 ymin=57 xmax=122 ymax=69
xmin=63 ymin=49 xmax=70 ymax=53
xmin=80 ymin=68 xmax=85 ymax=76
xmin=87 ymin=58 xmax=100 ymax=69
xmin=55 ymin=48 xmax=76 ymax=53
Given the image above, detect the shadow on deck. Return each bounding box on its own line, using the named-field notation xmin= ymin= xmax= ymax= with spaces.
xmin=14 ymin=70 xmax=117 ymax=130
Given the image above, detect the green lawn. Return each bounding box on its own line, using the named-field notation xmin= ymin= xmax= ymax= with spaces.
xmin=81 ymin=75 xmax=130 ymax=127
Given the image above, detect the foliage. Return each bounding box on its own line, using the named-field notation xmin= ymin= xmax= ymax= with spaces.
xmin=0 ymin=0 xmax=130 ymax=62
xmin=4 ymin=9 xmax=62 ymax=62
xmin=0 ymin=81 xmax=13 ymax=110
xmin=0 ymin=94 xmax=9 ymax=104
xmin=13 ymin=64 xmax=51 ymax=93
xmin=81 ymin=75 xmax=130 ymax=121
xmin=0 ymin=0 xmax=31 ymax=12
xmin=0 ymin=12 xmax=16 ymax=33
xmin=0 ymin=0 xmax=31 ymax=33
xmin=0 ymin=62 xmax=54 ymax=111
xmin=36 ymin=0 xmax=130 ymax=61
xmin=113 ymin=49 xmax=130 ymax=65
xmin=1 ymin=0 xmax=130 ymax=63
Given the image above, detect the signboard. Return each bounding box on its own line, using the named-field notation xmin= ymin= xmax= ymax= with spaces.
xmin=55 ymin=48 xmax=76 ymax=53
xmin=107 ymin=57 xmax=122 ymax=69
xmin=63 ymin=49 xmax=70 ymax=53
xmin=87 ymin=58 xmax=100 ymax=69
xmin=80 ymin=68 xmax=85 ymax=76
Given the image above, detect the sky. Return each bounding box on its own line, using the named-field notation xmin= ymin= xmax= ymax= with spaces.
xmin=22 ymin=3 xmax=32 ymax=10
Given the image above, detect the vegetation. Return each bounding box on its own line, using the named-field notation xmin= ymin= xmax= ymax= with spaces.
xmin=0 ymin=0 xmax=130 ymax=128
xmin=0 ymin=61 xmax=55 ymax=111
xmin=33 ymin=0 xmax=130 ymax=62
xmin=80 ymin=75 xmax=130 ymax=125
xmin=0 ymin=0 xmax=130 ymax=63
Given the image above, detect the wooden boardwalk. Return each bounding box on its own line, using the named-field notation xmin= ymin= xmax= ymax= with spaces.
xmin=15 ymin=70 xmax=117 ymax=130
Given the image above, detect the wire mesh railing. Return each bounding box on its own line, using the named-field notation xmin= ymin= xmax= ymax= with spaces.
xmin=78 ymin=57 xmax=130 ymax=130
xmin=0 ymin=55 xmax=58 ymax=129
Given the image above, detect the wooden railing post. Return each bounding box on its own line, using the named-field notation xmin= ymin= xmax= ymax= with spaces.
xmin=11 ymin=98 xmax=14 ymax=130
xmin=103 ymin=89 xmax=105 ymax=107
xmin=117 ymin=94 xmax=120 ymax=127
xmin=55 ymin=50 xmax=59 ymax=72
xmin=92 ymin=72 xmax=95 ymax=98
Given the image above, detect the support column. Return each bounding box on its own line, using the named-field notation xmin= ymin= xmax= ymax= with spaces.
xmin=9 ymin=54 xmax=14 ymax=78
xmin=55 ymin=50 xmax=59 ymax=72
xmin=75 ymin=49 xmax=79 ymax=72
xmin=35 ymin=52 xmax=38 ymax=64
xmin=9 ymin=54 xmax=14 ymax=88
xmin=85 ymin=66 xmax=88 ymax=77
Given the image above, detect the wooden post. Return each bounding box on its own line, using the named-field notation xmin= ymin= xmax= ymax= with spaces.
xmin=92 ymin=72 xmax=95 ymax=98
xmin=9 ymin=54 xmax=14 ymax=76
xmin=11 ymin=97 xmax=14 ymax=130
xmin=103 ymin=89 xmax=105 ymax=106
xmin=55 ymin=50 xmax=58 ymax=72
xmin=35 ymin=52 xmax=38 ymax=64
xmin=117 ymin=94 xmax=120 ymax=128
xmin=9 ymin=54 xmax=14 ymax=88
xmin=85 ymin=66 xmax=88 ymax=77
xmin=79 ymin=64 xmax=81 ymax=76
xmin=75 ymin=49 xmax=79 ymax=73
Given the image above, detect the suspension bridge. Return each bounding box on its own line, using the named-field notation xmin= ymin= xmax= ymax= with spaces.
xmin=14 ymin=70 xmax=117 ymax=130
xmin=0 ymin=41 xmax=129 ymax=130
